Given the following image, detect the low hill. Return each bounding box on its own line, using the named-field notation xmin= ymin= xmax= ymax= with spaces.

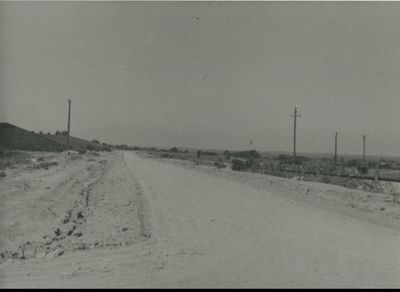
xmin=0 ymin=122 xmax=110 ymax=152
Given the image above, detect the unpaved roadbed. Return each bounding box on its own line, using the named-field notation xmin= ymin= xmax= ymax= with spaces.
xmin=146 ymin=153 xmax=400 ymax=233
xmin=2 ymin=151 xmax=400 ymax=288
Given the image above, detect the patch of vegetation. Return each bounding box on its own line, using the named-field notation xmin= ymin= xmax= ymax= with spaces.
xmin=115 ymin=144 xmax=140 ymax=151
xmin=32 ymin=161 xmax=58 ymax=170
xmin=231 ymin=150 xmax=260 ymax=159
xmin=357 ymin=163 xmax=369 ymax=175
xmin=69 ymin=154 xmax=83 ymax=160
xmin=0 ymin=150 xmax=31 ymax=169
xmin=203 ymin=152 xmax=218 ymax=156
xmin=231 ymin=158 xmax=256 ymax=171
xmin=224 ymin=150 xmax=231 ymax=160
xmin=78 ymin=148 xmax=87 ymax=154
xmin=214 ymin=161 xmax=226 ymax=169
xmin=169 ymin=147 xmax=179 ymax=153
xmin=322 ymin=176 xmax=330 ymax=184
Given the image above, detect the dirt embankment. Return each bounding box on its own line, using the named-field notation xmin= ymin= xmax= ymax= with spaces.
xmin=0 ymin=151 xmax=148 ymax=263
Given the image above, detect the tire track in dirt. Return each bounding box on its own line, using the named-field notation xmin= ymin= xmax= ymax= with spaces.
xmin=0 ymin=153 xmax=150 ymax=263
xmin=122 ymin=157 xmax=152 ymax=239
xmin=0 ymin=161 xmax=108 ymax=262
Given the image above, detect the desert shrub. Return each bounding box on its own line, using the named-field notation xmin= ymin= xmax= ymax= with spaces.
xmin=203 ymin=152 xmax=218 ymax=156
xmin=115 ymin=144 xmax=127 ymax=150
xmin=161 ymin=153 xmax=172 ymax=158
xmin=393 ymin=192 xmax=400 ymax=204
xmin=223 ymin=150 xmax=231 ymax=160
xmin=197 ymin=150 xmax=202 ymax=159
xmin=277 ymin=154 xmax=292 ymax=161
xmin=169 ymin=147 xmax=179 ymax=153
xmin=86 ymin=144 xmax=95 ymax=151
xmin=101 ymin=146 xmax=111 ymax=152
xmin=231 ymin=159 xmax=256 ymax=171
xmin=32 ymin=161 xmax=58 ymax=170
xmin=231 ymin=159 xmax=247 ymax=171
xmin=357 ymin=163 xmax=369 ymax=175
xmin=0 ymin=151 xmax=30 ymax=167
xmin=77 ymin=148 xmax=87 ymax=154
xmin=214 ymin=161 xmax=226 ymax=169
xmin=347 ymin=159 xmax=361 ymax=167
xmin=322 ymin=176 xmax=330 ymax=183
xmin=70 ymin=154 xmax=82 ymax=160
xmin=0 ymin=171 xmax=6 ymax=178
xmin=295 ymin=156 xmax=311 ymax=164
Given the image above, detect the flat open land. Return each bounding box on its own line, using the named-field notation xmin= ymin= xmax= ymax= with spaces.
xmin=1 ymin=151 xmax=400 ymax=287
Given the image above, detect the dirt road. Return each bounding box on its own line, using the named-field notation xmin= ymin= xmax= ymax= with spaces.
xmin=2 ymin=151 xmax=400 ymax=287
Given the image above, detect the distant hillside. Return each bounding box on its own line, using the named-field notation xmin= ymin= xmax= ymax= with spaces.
xmin=0 ymin=123 xmax=65 ymax=152
xmin=40 ymin=134 xmax=90 ymax=149
xmin=0 ymin=122 xmax=110 ymax=152
xmin=40 ymin=133 xmax=112 ymax=152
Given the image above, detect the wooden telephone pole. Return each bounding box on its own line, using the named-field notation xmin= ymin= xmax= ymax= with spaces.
xmin=291 ymin=106 xmax=301 ymax=165
xmin=362 ymin=134 xmax=366 ymax=162
xmin=66 ymin=99 xmax=71 ymax=150
xmin=334 ymin=131 xmax=338 ymax=166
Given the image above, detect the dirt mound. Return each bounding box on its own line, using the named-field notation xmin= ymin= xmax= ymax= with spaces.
xmin=0 ymin=152 xmax=147 ymax=263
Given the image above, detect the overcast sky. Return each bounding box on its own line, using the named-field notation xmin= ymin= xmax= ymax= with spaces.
xmin=1 ymin=1 xmax=400 ymax=156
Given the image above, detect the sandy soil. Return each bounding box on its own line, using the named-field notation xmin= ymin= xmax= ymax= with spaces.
xmin=149 ymin=154 xmax=400 ymax=233
xmin=0 ymin=151 xmax=146 ymax=264
xmin=1 ymin=151 xmax=400 ymax=287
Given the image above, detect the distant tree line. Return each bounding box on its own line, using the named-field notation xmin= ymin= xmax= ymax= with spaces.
xmin=114 ymin=144 xmax=142 ymax=151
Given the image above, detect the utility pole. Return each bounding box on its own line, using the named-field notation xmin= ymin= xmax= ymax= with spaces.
xmin=362 ymin=134 xmax=366 ymax=162
xmin=334 ymin=131 xmax=338 ymax=166
xmin=290 ymin=106 xmax=301 ymax=166
xmin=66 ymin=99 xmax=71 ymax=150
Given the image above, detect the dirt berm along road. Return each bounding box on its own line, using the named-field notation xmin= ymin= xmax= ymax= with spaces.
xmin=2 ymin=151 xmax=400 ymax=287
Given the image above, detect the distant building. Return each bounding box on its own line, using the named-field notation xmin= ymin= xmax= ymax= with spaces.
xmin=0 ymin=123 xmax=65 ymax=152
